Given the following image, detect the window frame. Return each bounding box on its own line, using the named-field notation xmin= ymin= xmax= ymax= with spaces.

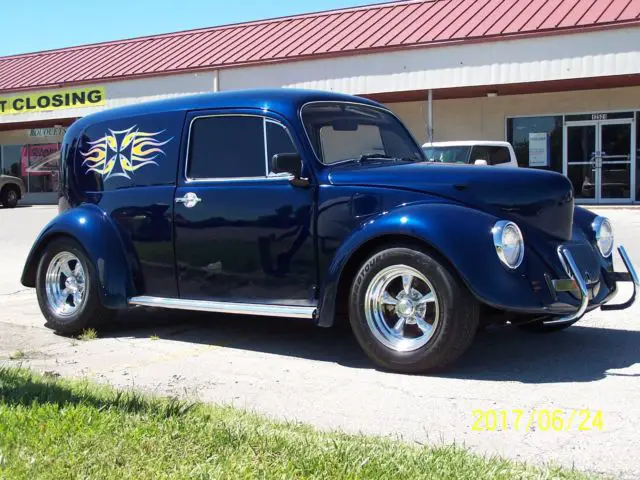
xmin=184 ymin=113 xmax=298 ymax=183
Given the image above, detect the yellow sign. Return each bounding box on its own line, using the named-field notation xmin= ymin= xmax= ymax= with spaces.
xmin=0 ymin=87 xmax=106 ymax=115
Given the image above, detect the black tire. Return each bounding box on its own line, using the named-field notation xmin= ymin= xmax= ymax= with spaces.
xmin=36 ymin=238 xmax=114 ymax=335
xmin=516 ymin=319 xmax=577 ymax=333
xmin=349 ymin=247 xmax=479 ymax=373
xmin=1 ymin=186 xmax=19 ymax=208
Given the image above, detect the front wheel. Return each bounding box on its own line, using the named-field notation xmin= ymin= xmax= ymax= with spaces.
xmin=349 ymin=247 xmax=479 ymax=373
xmin=36 ymin=238 xmax=114 ymax=335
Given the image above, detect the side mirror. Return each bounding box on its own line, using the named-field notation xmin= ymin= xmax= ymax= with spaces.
xmin=271 ymin=153 xmax=302 ymax=178
xmin=474 ymin=159 xmax=488 ymax=166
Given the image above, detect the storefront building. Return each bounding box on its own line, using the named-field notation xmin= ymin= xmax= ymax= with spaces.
xmin=1 ymin=0 xmax=639 ymax=204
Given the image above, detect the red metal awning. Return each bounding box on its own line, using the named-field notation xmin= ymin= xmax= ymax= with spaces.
xmin=1 ymin=0 xmax=639 ymax=94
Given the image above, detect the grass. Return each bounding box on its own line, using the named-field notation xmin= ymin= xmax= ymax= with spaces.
xmin=76 ymin=328 xmax=97 ymax=341
xmin=8 ymin=350 xmax=25 ymax=360
xmin=0 ymin=368 xmax=594 ymax=480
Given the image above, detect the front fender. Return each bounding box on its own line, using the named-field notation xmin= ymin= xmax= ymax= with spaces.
xmin=317 ymin=202 xmax=548 ymax=326
xmin=21 ymin=204 xmax=139 ymax=309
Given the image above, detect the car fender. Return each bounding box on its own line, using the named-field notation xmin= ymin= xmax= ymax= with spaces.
xmin=317 ymin=202 xmax=544 ymax=326
xmin=20 ymin=204 xmax=139 ymax=309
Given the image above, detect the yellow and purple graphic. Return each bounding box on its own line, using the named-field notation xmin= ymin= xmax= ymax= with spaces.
xmin=81 ymin=126 xmax=172 ymax=180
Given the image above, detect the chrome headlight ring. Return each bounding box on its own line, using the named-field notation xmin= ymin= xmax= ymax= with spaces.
xmin=592 ymin=216 xmax=614 ymax=258
xmin=492 ymin=220 xmax=525 ymax=269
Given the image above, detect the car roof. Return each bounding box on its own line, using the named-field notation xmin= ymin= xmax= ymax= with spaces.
xmin=72 ymin=88 xmax=384 ymax=129
xmin=422 ymin=140 xmax=513 ymax=148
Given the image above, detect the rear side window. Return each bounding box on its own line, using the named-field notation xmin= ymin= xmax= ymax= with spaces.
xmin=470 ymin=145 xmax=511 ymax=165
xmin=423 ymin=146 xmax=470 ymax=164
xmin=188 ymin=116 xmax=265 ymax=179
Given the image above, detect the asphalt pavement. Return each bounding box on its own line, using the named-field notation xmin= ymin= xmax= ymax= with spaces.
xmin=1 ymin=204 xmax=639 ymax=478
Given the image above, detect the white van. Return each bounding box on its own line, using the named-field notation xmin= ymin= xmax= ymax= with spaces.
xmin=422 ymin=141 xmax=519 ymax=167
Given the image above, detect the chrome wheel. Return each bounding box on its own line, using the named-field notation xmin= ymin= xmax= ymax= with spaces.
xmin=45 ymin=252 xmax=87 ymax=318
xmin=364 ymin=264 xmax=439 ymax=352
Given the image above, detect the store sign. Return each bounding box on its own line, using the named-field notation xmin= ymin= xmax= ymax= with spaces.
xmin=21 ymin=143 xmax=61 ymax=192
xmin=528 ymin=132 xmax=549 ymax=167
xmin=0 ymin=87 xmax=105 ymax=115
xmin=29 ymin=127 xmax=68 ymax=138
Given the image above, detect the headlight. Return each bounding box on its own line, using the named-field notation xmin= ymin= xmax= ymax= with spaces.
xmin=592 ymin=216 xmax=614 ymax=257
xmin=492 ymin=220 xmax=524 ymax=269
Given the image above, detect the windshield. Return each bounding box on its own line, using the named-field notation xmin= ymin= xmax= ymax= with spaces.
xmin=422 ymin=146 xmax=471 ymax=164
xmin=301 ymin=102 xmax=425 ymax=165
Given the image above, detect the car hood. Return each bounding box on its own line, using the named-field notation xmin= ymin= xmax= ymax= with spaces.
xmin=328 ymin=162 xmax=574 ymax=240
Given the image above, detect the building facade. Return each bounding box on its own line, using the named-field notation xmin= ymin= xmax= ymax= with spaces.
xmin=1 ymin=0 xmax=639 ymax=204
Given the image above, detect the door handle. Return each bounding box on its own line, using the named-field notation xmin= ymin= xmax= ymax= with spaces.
xmin=175 ymin=192 xmax=202 ymax=208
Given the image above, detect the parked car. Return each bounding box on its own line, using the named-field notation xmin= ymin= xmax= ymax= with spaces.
xmin=422 ymin=140 xmax=518 ymax=167
xmin=0 ymin=175 xmax=25 ymax=208
xmin=20 ymin=89 xmax=638 ymax=373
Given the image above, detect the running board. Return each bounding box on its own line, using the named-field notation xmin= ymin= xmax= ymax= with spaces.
xmin=128 ymin=296 xmax=317 ymax=319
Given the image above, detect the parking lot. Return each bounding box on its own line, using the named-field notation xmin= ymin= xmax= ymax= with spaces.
xmin=1 ymin=204 xmax=639 ymax=478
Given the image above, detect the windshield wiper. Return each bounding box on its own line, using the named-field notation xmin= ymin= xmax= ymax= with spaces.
xmin=356 ymin=154 xmax=395 ymax=164
xmin=356 ymin=154 xmax=423 ymax=164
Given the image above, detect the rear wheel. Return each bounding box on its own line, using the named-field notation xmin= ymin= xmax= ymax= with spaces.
xmin=36 ymin=238 xmax=114 ymax=335
xmin=349 ymin=247 xmax=478 ymax=373
xmin=1 ymin=186 xmax=19 ymax=208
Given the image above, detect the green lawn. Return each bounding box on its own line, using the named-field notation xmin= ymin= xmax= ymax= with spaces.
xmin=0 ymin=368 xmax=592 ymax=479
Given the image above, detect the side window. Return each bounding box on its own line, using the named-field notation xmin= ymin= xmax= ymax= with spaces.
xmin=188 ymin=116 xmax=265 ymax=179
xmin=470 ymin=146 xmax=490 ymax=163
xmin=489 ymin=146 xmax=511 ymax=165
xmin=470 ymin=145 xmax=511 ymax=165
xmin=266 ymin=121 xmax=298 ymax=174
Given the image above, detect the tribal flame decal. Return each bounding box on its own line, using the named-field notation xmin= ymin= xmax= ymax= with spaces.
xmin=81 ymin=126 xmax=173 ymax=180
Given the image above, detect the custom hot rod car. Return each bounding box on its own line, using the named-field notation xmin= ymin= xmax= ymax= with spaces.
xmin=21 ymin=89 xmax=639 ymax=373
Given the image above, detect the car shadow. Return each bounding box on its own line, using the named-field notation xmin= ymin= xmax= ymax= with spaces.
xmin=101 ymin=308 xmax=640 ymax=384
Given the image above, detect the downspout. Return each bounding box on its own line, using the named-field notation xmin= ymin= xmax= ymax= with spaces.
xmin=427 ymin=89 xmax=434 ymax=144
xmin=213 ymin=70 xmax=220 ymax=92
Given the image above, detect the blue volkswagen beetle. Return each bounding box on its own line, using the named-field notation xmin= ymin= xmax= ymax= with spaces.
xmin=21 ymin=89 xmax=639 ymax=373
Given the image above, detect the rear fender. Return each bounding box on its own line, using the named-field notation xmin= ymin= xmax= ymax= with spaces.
xmin=317 ymin=202 xmax=544 ymax=326
xmin=20 ymin=204 xmax=139 ymax=309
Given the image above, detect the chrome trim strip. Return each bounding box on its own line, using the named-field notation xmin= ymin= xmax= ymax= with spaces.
xmin=544 ymin=247 xmax=589 ymax=325
xmin=128 ymin=296 xmax=317 ymax=319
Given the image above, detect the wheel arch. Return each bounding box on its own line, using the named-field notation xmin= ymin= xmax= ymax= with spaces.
xmin=328 ymin=233 xmax=465 ymax=328
xmin=21 ymin=205 xmax=140 ymax=309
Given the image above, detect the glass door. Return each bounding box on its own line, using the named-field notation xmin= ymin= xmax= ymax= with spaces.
xmin=599 ymin=120 xmax=634 ymax=203
xmin=564 ymin=122 xmax=597 ymax=203
xmin=564 ymin=118 xmax=636 ymax=204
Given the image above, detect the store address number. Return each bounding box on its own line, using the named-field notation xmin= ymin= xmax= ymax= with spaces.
xmin=591 ymin=113 xmax=608 ymax=121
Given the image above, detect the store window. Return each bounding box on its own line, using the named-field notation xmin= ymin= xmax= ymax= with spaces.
xmin=506 ymin=116 xmax=563 ymax=172
xmin=1 ymin=143 xmax=61 ymax=193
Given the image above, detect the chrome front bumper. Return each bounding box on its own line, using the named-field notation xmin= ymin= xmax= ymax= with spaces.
xmin=546 ymin=245 xmax=639 ymax=325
